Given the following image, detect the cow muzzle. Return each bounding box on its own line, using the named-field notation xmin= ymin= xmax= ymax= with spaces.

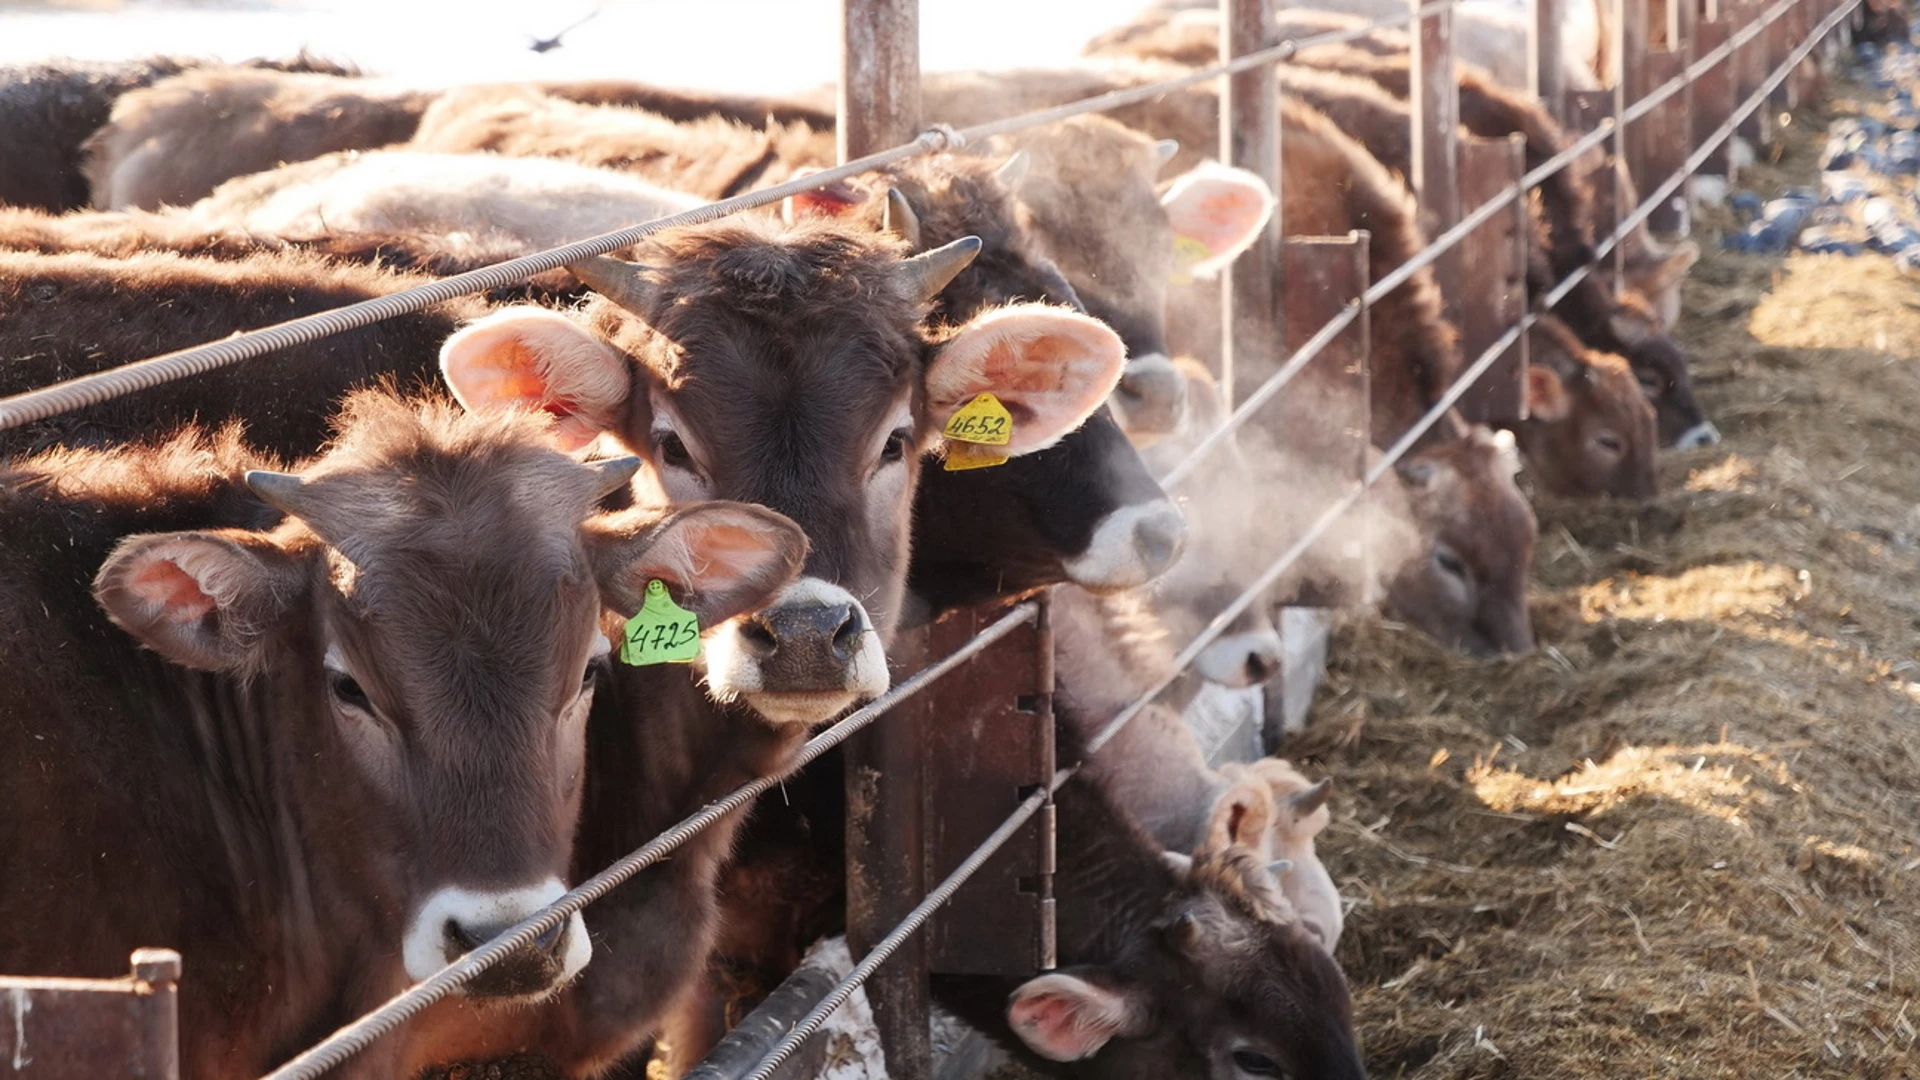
xmin=404 ymin=879 xmax=590 ymax=1000
xmin=1675 ymin=420 xmax=1722 ymax=448
xmin=1109 ymin=353 xmax=1188 ymax=444
xmin=1194 ymin=626 xmax=1285 ymax=688
xmin=703 ymin=576 xmax=890 ymax=725
xmin=1064 ymin=500 xmax=1188 ymax=593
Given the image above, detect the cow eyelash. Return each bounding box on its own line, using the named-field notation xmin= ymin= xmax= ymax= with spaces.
xmin=879 ymin=429 xmax=912 ymax=465
xmin=657 ymin=432 xmax=693 ymax=469
xmin=1230 ymin=1050 xmax=1284 ymax=1077
xmin=328 ymin=670 xmax=373 ymax=713
xmin=581 ymin=657 xmax=608 ymax=693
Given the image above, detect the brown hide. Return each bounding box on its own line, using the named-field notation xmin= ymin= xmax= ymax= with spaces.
xmin=408 ymin=85 xmax=834 ymax=200
xmin=83 ymin=67 xmax=435 ymax=210
xmin=0 ymin=248 xmax=483 ymax=459
xmin=1518 ymin=317 xmax=1659 ymax=499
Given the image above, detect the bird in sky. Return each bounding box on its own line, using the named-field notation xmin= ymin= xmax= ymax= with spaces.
xmin=529 ymin=6 xmax=604 ymax=53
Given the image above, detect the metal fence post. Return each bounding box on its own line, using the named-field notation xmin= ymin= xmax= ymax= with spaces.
xmin=1531 ymin=0 xmax=1569 ymax=124
xmin=1454 ymin=135 xmax=1530 ymax=423
xmin=837 ymin=4 xmax=932 ymax=1077
xmin=1411 ymin=0 xmax=1462 ymax=326
xmin=1222 ymin=0 xmax=1283 ymax=409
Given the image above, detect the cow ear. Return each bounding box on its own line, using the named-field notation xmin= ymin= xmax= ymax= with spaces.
xmin=780 ymin=171 xmax=866 ymax=224
xmin=1159 ymin=163 xmax=1275 ymax=280
xmin=589 ymin=501 xmax=808 ymax=627
xmin=1007 ymin=970 xmax=1151 ymax=1062
xmin=1628 ymin=239 xmax=1700 ymax=295
xmin=1197 ymin=779 xmax=1274 ymax=859
xmin=926 ymin=305 xmax=1125 ymax=455
xmin=440 ymin=307 xmax=633 ymax=452
xmin=94 ymin=531 xmax=306 ymax=675
xmin=1525 ymin=364 xmax=1572 ymax=422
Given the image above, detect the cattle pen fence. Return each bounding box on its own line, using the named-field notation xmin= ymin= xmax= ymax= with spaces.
xmin=0 ymin=0 xmax=1865 ymax=1075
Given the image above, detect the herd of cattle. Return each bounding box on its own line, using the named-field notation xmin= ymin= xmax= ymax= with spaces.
xmin=0 ymin=0 xmax=1881 ymax=1077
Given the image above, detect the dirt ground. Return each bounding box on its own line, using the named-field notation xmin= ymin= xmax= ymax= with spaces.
xmin=1285 ymin=77 xmax=1920 ymax=1078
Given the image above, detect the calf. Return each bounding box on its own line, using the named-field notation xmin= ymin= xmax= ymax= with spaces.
xmin=1517 ymin=318 xmax=1659 ymax=500
xmin=83 ymin=66 xmax=435 ymax=210
xmin=0 ymin=393 xmax=806 ymax=1080
xmin=942 ymin=775 xmax=1366 ymax=1078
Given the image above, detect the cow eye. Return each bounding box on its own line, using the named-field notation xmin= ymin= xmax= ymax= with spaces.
xmin=580 ymin=656 xmax=607 ymax=694
xmin=1593 ymin=431 xmax=1624 ymax=455
xmin=1433 ymin=546 xmax=1469 ymax=581
xmin=1231 ymin=1050 xmax=1283 ymax=1077
xmin=1635 ymin=372 xmax=1664 ymax=395
xmin=879 ymin=429 xmax=911 ymax=465
xmin=657 ymin=432 xmax=693 ymax=469
xmin=329 ymin=671 xmax=373 ymax=713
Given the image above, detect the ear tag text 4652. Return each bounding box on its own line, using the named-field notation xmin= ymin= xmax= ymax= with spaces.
xmin=942 ymin=392 xmax=1012 ymax=471
xmin=620 ymin=579 xmax=701 ymax=665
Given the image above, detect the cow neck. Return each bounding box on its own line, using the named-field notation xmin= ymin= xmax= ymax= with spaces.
xmin=535 ymin=662 xmax=813 ymax=1068
xmin=1049 ymin=774 xmax=1184 ymax=964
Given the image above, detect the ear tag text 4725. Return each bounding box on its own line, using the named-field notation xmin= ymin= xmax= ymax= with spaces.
xmin=620 ymin=579 xmax=701 ymax=665
xmin=942 ymin=392 xmax=1012 ymax=471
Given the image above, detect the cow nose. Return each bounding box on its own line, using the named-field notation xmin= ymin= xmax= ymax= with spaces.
xmin=1133 ymin=504 xmax=1187 ymax=577
xmin=744 ymin=601 xmax=868 ymax=684
xmin=1676 ymin=420 xmax=1721 ymax=447
xmin=443 ymin=916 xmax=568 ymax=963
xmin=1113 ymin=353 xmax=1188 ymax=439
xmin=1244 ymin=649 xmax=1278 ymax=685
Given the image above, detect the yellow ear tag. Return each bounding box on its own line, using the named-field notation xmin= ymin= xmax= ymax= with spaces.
xmin=620 ymin=579 xmax=701 ymax=666
xmin=943 ymin=392 xmax=1014 ymax=446
xmin=943 ymin=442 xmax=1009 ymax=471
xmin=1169 ymin=235 xmax=1213 ymax=286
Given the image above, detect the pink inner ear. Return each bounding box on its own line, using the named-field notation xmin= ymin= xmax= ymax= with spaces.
xmin=787 ymin=183 xmax=864 ymax=219
xmin=1010 ymin=992 xmax=1100 ymax=1059
xmin=130 ymin=560 xmax=216 ymax=623
xmin=1168 ymin=181 xmax=1269 ymax=257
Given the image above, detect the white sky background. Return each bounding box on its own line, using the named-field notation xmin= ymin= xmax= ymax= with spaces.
xmin=0 ymin=0 xmax=1147 ymax=95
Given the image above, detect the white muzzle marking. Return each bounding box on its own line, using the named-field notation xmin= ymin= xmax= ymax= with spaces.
xmin=1676 ymin=421 xmax=1722 ymax=448
xmin=402 ymin=878 xmax=590 ymax=993
xmin=1064 ymin=500 xmax=1188 ymax=592
xmin=702 ymin=576 xmax=891 ymax=726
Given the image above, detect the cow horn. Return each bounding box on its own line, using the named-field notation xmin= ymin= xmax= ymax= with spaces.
xmin=1287 ymin=778 xmax=1332 ymax=816
xmin=1154 ymin=139 xmax=1180 ymax=168
xmin=587 ymin=456 xmax=642 ymax=500
xmin=995 ymin=150 xmax=1031 ymax=190
xmin=900 ymin=235 xmax=982 ymax=303
xmin=245 ymin=470 xmax=314 ymax=518
xmin=567 ymin=255 xmax=659 ymax=315
xmin=883 ymin=188 xmax=923 ymax=249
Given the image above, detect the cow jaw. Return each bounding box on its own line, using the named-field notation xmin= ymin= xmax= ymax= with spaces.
xmin=403 ymin=878 xmax=591 ymax=1001
xmin=702 ymin=577 xmax=890 ymax=726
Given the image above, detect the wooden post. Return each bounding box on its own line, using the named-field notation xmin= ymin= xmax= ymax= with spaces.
xmin=837 ymin=5 xmax=930 ymax=1078
xmin=1692 ymin=17 xmax=1736 ymax=175
xmin=0 ymin=949 xmax=181 ymax=1080
xmin=1736 ymin=0 xmax=1769 ymax=143
xmin=1566 ymin=90 xmax=1620 ymax=247
xmin=1221 ymin=0 xmax=1282 ymax=409
xmin=1530 ymin=0 xmax=1568 ymax=124
xmin=1454 ymin=136 xmax=1530 ymax=424
xmin=1642 ymin=48 xmax=1690 ymax=231
xmin=1410 ymin=0 xmax=1461 ymax=326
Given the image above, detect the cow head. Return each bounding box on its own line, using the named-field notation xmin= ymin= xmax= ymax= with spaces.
xmin=1006 ymin=783 xmax=1366 ymax=1079
xmin=1387 ymin=426 xmax=1538 ymax=655
xmin=993 ymin=118 xmax=1273 ymax=444
xmin=93 ymin=395 xmax=806 ymax=999
xmin=440 ymin=218 xmax=1124 ymax=725
xmin=1605 ymin=293 xmax=1718 ymax=448
xmin=786 ymin=154 xmax=1190 ymax=612
xmin=1517 ymin=318 xmax=1658 ymax=499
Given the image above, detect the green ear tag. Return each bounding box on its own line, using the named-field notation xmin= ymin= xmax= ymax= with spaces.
xmin=620 ymin=580 xmax=702 ymax=666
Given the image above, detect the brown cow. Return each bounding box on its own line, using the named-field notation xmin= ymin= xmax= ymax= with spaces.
xmin=1517 ymin=317 xmax=1659 ymax=500
xmin=0 ymin=54 xmax=357 ymax=212
xmin=84 ymin=67 xmax=436 ymax=210
xmin=0 ymin=392 xmax=807 ymax=1080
